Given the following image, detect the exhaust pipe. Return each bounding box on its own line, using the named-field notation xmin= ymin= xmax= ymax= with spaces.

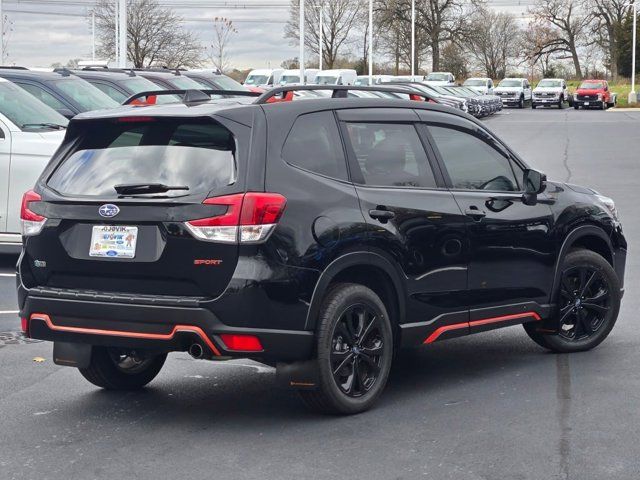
xmin=188 ymin=343 xmax=204 ymax=359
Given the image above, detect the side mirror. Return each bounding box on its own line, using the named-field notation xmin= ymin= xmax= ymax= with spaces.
xmin=522 ymin=168 xmax=547 ymax=205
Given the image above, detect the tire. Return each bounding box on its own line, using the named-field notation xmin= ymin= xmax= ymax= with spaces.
xmin=79 ymin=347 xmax=167 ymax=390
xmin=518 ymin=95 xmax=524 ymax=109
xmin=531 ymin=104 xmax=537 ymax=109
xmin=558 ymin=96 xmax=564 ymax=109
xmin=523 ymin=249 xmax=621 ymax=353
xmin=298 ymin=283 xmax=394 ymax=415
xmin=574 ymin=104 xmax=579 ymax=110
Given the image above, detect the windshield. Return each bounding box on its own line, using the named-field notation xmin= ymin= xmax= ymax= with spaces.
xmin=354 ymin=77 xmax=370 ymax=86
xmin=52 ymin=78 xmax=119 ymax=111
xmin=463 ymin=79 xmax=486 ymax=86
xmin=315 ymin=75 xmax=338 ymax=85
xmin=280 ymin=75 xmax=300 ymax=85
xmin=537 ymin=80 xmax=562 ymax=88
xmin=498 ymin=79 xmax=522 ymax=87
xmin=426 ymin=73 xmax=449 ymax=81
xmin=169 ymin=76 xmax=206 ymax=89
xmin=212 ymin=75 xmax=245 ymax=90
xmin=579 ymin=81 xmax=604 ymax=89
xmin=0 ymin=81 xmax=68 ymax=130
xmin=48 ymin=119 xmax=236 ymax=198
xmin=245 ymin=75 xmax=270 ymax=86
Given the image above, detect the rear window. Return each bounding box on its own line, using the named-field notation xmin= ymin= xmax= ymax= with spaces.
xmin=48 ymin=118 xmax=236 ymax=198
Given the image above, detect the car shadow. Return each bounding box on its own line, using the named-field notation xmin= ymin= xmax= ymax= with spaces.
xmin=62 ymin=329 xmax=552 ymax=427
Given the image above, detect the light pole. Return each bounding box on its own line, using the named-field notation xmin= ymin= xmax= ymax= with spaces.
xmin=411 ymin=0 xmax=415 ymax=80
xmin=0 ymin=0 xmax=3 ymax=66
xmin=114 ymin=0 xmax=119 ymax=65
xmin=368 ymin=0 xmax=372 ymax=84
xmin=118 ymin=0 xmax=127 ymax=68
xmin=92 ymin=11 xmax=95 ymax=61
xmin=299 ymin=0 xmax=304 ymax=84
xmin=319 ymin=5 xmax=323 ymax=71
xmin=630 ymin=0 xmax=637 ymax=104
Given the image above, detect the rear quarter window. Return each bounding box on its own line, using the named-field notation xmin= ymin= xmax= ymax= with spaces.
xmin=48 ymin=118 xmax=237 ymax=198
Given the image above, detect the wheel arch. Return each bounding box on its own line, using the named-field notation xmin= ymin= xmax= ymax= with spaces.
xmin=550 ymin=224 xmax=614 ymax=301
xmin=304 ymin=252 xmax=406 ymax=332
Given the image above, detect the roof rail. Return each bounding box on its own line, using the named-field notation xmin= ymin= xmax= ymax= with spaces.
xmin=0 ymin=65 xmax=29 ymax=70
xmin=131 ymin=67 xmax=186 ymax=75
xmin=80 ymin=66 xmax=137 ymax=77
xmin=53 ymin=67 xmax=72 ymax=77
xmin=254 ymin=84 xmax=437 ymax=104
xmin=122 ymin=89 xmax=261 ymax=106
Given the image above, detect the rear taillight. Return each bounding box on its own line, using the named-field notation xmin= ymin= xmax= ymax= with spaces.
xmin=20 ymin=190 xmax=47 ymax=236
xmin=185 ymin=192 xmax=286 ymax=244
xmin=220 ymin=334 xmax=263 ymax=352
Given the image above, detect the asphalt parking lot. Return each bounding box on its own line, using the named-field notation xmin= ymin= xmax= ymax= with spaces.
xmin=1 ymin=107 xmax=639 ymax=480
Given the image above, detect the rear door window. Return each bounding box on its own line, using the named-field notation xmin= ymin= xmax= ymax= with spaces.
xmin=281 ymin=111 xmax=348 ymax=180
xmin=48 ymin=118 xmax=237 ymax=198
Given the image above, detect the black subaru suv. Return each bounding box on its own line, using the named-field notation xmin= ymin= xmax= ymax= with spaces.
xmin=17 ymin=85 xmax=626 ymax=415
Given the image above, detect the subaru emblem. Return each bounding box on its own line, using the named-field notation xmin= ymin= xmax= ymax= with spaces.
xmin=98 ymin=204 xmax=120 ymax=218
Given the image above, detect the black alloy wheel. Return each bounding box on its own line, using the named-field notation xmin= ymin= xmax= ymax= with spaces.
xmin=299 ymin=283 xmax=393 ymax=414
xmin=557 ymin=265 xmax=610 ymax=341
xmin=523 ymin=249 xmax=621 ymax=353
xmin=330 ymin=304 xmax=385 ymax=398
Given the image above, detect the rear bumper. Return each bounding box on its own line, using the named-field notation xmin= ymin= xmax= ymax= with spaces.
xmin=22 ymin=295 xmax=314 ymax=362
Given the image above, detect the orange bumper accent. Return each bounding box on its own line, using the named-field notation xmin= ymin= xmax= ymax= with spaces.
xmin=29 ymin=313 xmax=221 ymax=356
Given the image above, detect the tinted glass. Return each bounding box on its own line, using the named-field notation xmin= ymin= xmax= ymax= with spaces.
xmin=0 ymin=81 xmax=68 ymax=130
xmin=48 ymin=119 xmax=236 ymax=198
xmin=345 ymin=123 xmax=436 ymax=188
xmin=18 ymin=83 xmax=67 ymax=111
xmin=92 ymin=82 xmax=128 ymax=102
xmin=51 ymin=78 xmax=120 ymax=111
xmin=282 ymin=111 xmax=348 ymax=180
xmin=168 ymin=76 xmax=205 ymax=89
xmin=245 ymin=75 xmax=269 ymax=86
xmin=428 ymin=125 xmax=520 ymax=192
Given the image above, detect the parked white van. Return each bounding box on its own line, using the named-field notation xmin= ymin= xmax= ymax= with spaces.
xmin=279 ymin=69 xmax=320 ymax=85
xmin=244 ymin=69 xmax=284 ymax=88
xmin=463 ymin=77 xmax=494 ymax=94
xmin=424 ymin=72 xmax=456 ymax=86
xmin=355 ymin=75 xmax=394 ymax=86
xmin=0 ymin=78 xmax=66 ymax=252
xmin=314 ymin=69 xmax=358 ymax=86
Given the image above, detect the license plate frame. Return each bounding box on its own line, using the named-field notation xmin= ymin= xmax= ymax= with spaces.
xmin=89 ymin=225 xmax=138 ymax=259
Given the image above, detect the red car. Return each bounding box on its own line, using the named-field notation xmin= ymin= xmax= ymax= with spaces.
xmin=573 ymin=80 xmax=616 ymax=110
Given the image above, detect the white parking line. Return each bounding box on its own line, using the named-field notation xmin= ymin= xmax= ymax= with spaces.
xmin=0 ymin=311 xmax=19 ymax=315
xmin=0 ymin=273 xmax=16 ymax=277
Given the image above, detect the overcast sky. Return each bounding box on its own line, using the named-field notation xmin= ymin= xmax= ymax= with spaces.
xmin=2 ymin=1 xmax=527 ymax=70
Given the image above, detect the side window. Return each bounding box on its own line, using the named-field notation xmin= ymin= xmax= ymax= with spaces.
xmin=282 ymin=111 xmax=348 ymax=180
xmin=91 ymin=82 xmax=127 ymax=103
xmin=344 ymin=122 xmax=437 ymax=188
xmin=428 ymin=125 xmax=521 ymax=192
xmin=17 ymin=83 xmax=67 ymax=111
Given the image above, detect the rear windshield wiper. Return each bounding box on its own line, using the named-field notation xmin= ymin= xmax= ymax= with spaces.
xmin=114 ymin=183 xmax=190 ymax=195
xmin=21 ymin=123 xmax=67 ymax=130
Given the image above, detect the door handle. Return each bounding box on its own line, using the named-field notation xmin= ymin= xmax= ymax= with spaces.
xmin=369 ymin=209 xmax=395 ymax=223
xmin=464 ymin=207 xmax=486 ymax=221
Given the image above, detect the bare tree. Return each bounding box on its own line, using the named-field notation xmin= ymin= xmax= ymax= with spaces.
xmin=468 ymin=7 xmax=521 ymax=79
xmin=584 ymin=0 xmax=632 ymax=79
xmin=285 ymin=0 xmax=363 ymax=69
xmin=527 ymin=0 xmax=591 ymax=79
xmin=93 ymin=0 xmax=202 ymax=68
xmin=2 ymin=14 xmax=13 ymax=64
xmin=209 ymin=17 xmax=237 ymax=73
xmin=378 ymin=0 xmax=469 ymax=72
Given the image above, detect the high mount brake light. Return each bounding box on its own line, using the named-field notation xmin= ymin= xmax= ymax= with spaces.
xmin=185 ymin=192 xmax=286 ymax=244
xmin=116 ymin=116 xmax=155 ymax=123
xmin=20 ymin=190 xmax=47 ymax=236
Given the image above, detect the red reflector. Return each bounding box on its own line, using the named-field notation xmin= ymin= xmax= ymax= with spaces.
xmin=116 ymin=116 xmax=155 ymax=123
xmin=20 ymin=190 xmax=44 ymax=222
xmin=21 ymin=317 xmax=29 ymax=335
xmin=220 ymin=334 xmax=263 ymax=352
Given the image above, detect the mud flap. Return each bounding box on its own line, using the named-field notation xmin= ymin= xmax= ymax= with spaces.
xmin=53 ymin=342 xmax=92 ymax=368
xmin=276 ymin=360 xmax=319 ymax=390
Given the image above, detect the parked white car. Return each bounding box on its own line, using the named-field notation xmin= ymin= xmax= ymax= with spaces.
xmin=0 ymin=79 xmax=66 ymax=252
xmin=463 ymin=77 xmax=494 ymax=94
xmin=244 ymin=69 xmax=284 ymax=88
xmin=424 ymin=72 xmax=456 ymax=86
xmin=354 ymin=75 xmax=394 ymax=86
xmin=532 ymin=78 xmax=569 ymax=109
xmin=279 ymin=69 xmax=320 ymax=85
xmin=314 ymin=69 xmax=357 ymax=86
xmin=494 ymin=77 xmax=532 ymax=108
